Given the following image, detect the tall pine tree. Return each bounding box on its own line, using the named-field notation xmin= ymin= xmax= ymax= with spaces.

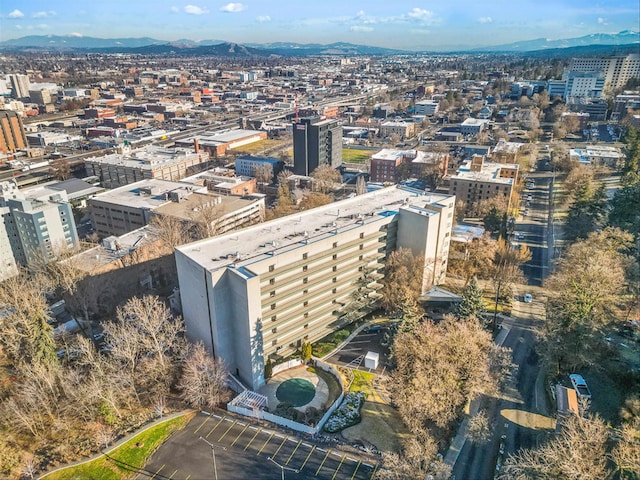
xmin=456 ymin=276 xmax=485 ymax=320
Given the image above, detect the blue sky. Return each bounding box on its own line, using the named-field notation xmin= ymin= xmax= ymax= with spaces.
xmin=0 ymin=1 xmax=638 ymax=50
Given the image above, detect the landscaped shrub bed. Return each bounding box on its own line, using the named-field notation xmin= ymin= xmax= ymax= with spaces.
xmin=323 ymin=392 xmax=366 ymax=433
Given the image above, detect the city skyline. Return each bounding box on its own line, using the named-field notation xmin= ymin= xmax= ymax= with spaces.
xmin=0 ymin=0 xmax=638 ymax=51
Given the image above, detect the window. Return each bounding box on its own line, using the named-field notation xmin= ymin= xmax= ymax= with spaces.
xmin=304 ymin=312 xmax=309 ymax=318
xmin=332 ymin=277 xmax=337 ymax=283
xmin=304 ymin=324 xmax=309 ymax=329
xmin=272 ymin=328 xmax=277 ymax=334
xmin=271 ymin=315 xmax=276 ymax=322
xmin=270 ymin=291 xmax=276 ymax=297
xmin=271 ymin=304 xmax=276 ymax=310
xmin=269 ymin=265 xmax=275 ymax=272
xmin=272 ymin=339 xmax=278 ymax=346
xmin=303 ymin=289 xmax=308 ymax=295
xmin=332 ymin=288 xmax=337 ymax=294
xmin=359 ymin=244 xmax=364 ymax=250
xmin=270 ymin=278 xmax=275 ymax=285
xmin=302 ymin=252 xmax=308 ymax=260
xmin=360 ymin=232 xmax=364 ymax=239
xmin=333 ymin=242 xmax=338 ymax=248
xmin=303 ymin=277 xmax=308 ymax=284
xmin=332 ymin=254 xmax=337 ymax=260
xmin=302 ymin=265 xmax=308 ymax=272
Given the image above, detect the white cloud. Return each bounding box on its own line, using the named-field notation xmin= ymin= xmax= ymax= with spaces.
xmin=33 ymin=10 xmax=56 ymax=18
xmin=8 ymin=9 xmax=24 ymax=18
xmin=170 ymin=6 xmax=180 ymax=13
xmin=597 ymin=17 xmax=608 ymax=25
xmin=68 ymin=32 xmax=84 ymax=37
xmin=478 ymin=16 xmax=492 ymax=24
xmin=256 ymin=15 xmax=271 ymax=22
xmin=407 ymin=8 xmax=432 ymax=20
xmin=350 ymin=25 xmax=374 ymax=32
xmin=220 ymin=3 xmax=246 ymax=13
xmin=184 ymin=5 xmax=209 ymax=15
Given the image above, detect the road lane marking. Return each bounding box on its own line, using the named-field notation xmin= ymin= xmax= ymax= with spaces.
xmin=150 ymin=465 xmax=164 ymax=479
xmin=193 ymin=415 xmax=210 ymax=434
xmin=257 ymin=432 xmax=275 ymax=455
xmin=350 ymin=460 xmax=362 ymax=480
xmin=300 ymin=445 xmax=316 ymax=470
xmin=316 ymin=449 xmax=331 ymax=476
xmin=369 ymin=463 xmax=379 ymax=479
xmin=168 ymin=469 xmax=178 ymax=479
xmin=218 ymin=420 xmax=238 ymax=442
xmin=271 ymin=436 xmax=288 ymax=459
xmin=205 ymin=416 xmax=226 ymax=438
xmin=244 ymin=427 xmax=263 ymax=451
xmin=285 ymin=440 xmax=302 ymax=465
xmin=330 ymin=454 xmax=347 ymax=480
xmin=231 ymin=423 xmax=250 ymax=447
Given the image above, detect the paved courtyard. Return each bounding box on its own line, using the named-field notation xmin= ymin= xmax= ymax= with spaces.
xmin=260 ymin=365 xmax=330 ymax=411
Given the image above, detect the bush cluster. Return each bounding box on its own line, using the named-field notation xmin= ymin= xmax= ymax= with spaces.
xmin=323 ymin=392 xmax=366 ymax=433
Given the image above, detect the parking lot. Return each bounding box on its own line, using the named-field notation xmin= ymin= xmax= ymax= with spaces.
xmin=136 ymin=412 xmax=378 ymax=480
xmin=325 ymin=327 xmax=391 ymax=374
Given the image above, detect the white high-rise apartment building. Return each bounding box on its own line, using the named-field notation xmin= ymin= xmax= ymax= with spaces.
xmin=176 ymin=186 xmax=456 ymax=389
xmin=569 ymin=54 xmax=640 ymax=92
xmin=7 ymin=74 xmax=31 ymax=99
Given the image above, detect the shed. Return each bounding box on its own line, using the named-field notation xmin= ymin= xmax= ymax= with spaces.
xmin=364 ymin=351 xmax=379 ymax=370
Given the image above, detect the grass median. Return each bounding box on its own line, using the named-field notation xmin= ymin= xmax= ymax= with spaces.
xmin=43 ymin=413 xmax=194 ymax=480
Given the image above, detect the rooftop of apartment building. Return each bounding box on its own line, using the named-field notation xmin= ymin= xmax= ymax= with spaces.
xmin=90 ymin=178 xmax=206 ymax=209
xmin=492 ymin=139 xmax=523 ymax=154
xmin=372 ymin=148 xmax=443 ymax=164
xmin=451 ymin=158 xmax=518 ymax=184
xmin=85 ymin=145 xmax=205 ymax=169
xmin=177 ymin=185 xmax=455 ymax=273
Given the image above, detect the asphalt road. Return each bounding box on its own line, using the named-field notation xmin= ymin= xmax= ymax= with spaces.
xmin=451 ymin=166 xmax=556 ymax=479
xmin=451 ymin=307 xmax=551 ymax=480
xmin=137 ymin=411 xmax=378 ymax=480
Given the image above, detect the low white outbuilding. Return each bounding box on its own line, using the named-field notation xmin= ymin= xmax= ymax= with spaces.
xmin=364 ymin=351 xmax=379 ymax=370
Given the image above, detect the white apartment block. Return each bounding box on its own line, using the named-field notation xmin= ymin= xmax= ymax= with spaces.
xmin=414 ymin=100 xmax=439 ymax=116
xmin=85 ymin=145 xmax=210 ymax=189
xmin=0 ymin=181 xmax=78 ymax=275
xmin=175 ymin=186 xmax=455 ymax=389
xmin=569 ymin=54 xmax=640 ymax=92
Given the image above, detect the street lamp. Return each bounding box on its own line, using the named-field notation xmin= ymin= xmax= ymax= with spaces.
xmin=199 ymin=436 xmax=226 ymax=480
xmin=268 ymin=456 xmax=299 ymax=480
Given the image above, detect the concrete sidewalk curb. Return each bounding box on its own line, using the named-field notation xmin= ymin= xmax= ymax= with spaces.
xmin=38 ymin=409 xmax=196 ymax=479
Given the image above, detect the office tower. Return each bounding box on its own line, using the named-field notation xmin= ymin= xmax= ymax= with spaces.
xmin=293 ymin=117 xmax=342 ymax=176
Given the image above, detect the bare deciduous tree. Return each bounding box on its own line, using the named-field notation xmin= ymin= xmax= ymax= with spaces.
xmin=148 ymin=213 xmax=192 ymax=251
xmin=310 ymin=164 xmax=341 ymax=194
xmin=179 ymin=342 xmax=229 ymax=410
xmin=251 ymin=162 xmax=274 ymax=185
xmin=498 ymin=413 xmax=612 ymax=480
xmin=380 ymin=248 xmax=425 ymax=313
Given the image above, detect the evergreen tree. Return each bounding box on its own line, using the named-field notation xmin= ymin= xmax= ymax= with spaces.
xmin=456 ymin=276 xmax=485 ymax=319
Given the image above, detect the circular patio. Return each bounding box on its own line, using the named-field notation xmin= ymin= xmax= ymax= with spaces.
xmin=260 ymin=365 xmax=330 ymax=411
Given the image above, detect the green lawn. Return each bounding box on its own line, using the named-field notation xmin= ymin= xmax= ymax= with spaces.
xmin=342 ymin=149 xmax=371 ymax=164
xmin=349 ymin=370 xmax=375 ymax=394
xmin=43 ymin=414 xmax=193 ymax=480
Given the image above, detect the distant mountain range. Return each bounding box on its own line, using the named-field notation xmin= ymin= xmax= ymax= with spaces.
xmin=473 ymin=30 xmax=639 ymax=52
xmin=0 ymin=31 xmax=637 ymax=56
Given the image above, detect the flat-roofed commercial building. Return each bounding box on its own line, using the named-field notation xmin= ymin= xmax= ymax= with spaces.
xmin=448 ymin=155 xmax=518 ymax=209
xmin=175 ymin=129 xmax=267 ymax=158
xmin=175 ymin=186 xmax=455 ymax=389
xmin=89 ymin=179 xmax=264 ymax=238
xmin=85 ymin=145 xmax=210 ymax=189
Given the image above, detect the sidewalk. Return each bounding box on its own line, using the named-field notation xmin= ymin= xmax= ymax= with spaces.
xmin=38 ymin=409 xmax=195 ymax=479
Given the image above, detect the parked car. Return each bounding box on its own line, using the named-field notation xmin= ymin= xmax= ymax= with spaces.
xmin=569 ymin=373 xmax=592 ymax=399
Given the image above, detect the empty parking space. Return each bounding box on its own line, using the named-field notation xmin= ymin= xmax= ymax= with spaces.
xmin=139 ymin=412 xmax=377 ymax=480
